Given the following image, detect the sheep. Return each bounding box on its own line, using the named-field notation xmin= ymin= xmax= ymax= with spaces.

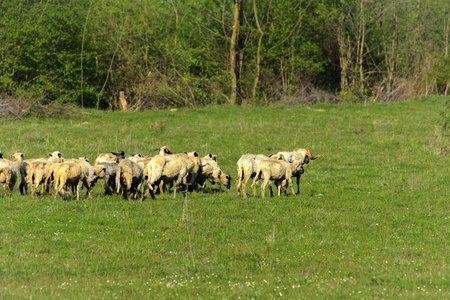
xmin=94 ymin=151 xmax=125 ymax=166
xmin=0 ymin=152 xmax=25 ymax=197
xmin=94 ymin=162 xmax=118 ymax=196
xmin=0 ymin=160 xmax=14 ymax=197
xmin=251 ymin=159 xmax=304 ymax=198
xmin=194 ymin=154 xmax=231 ymax=192
xmin=157 ymin=146 xmax=172 ymax=156
xmin=53 ymin=163 xmax=91 ymax=200
xmin=62 ymin=157 xmax=99 ymax=192
xmin=17 ymin=157 xmax=48 ymax=195
xmin=11 ymin=152 xmax=27 ymax=195
xmin=47 ymin=151 xmax=64 ymax=163
xmin=115 ymin=158 xmax=144 ymax=200
xmin=28 ymin=160 xmax=53 ymax=199
xmin=236 ymin=154 xmax=285 ymax=198
xmin=142 ymin=153 xmax=205 ymax=201
xmin=44 ymin=162 xmax=65 ymax=194
xmin=128 ymin=153 xmax=146 ymax=162
xmin=274 ymin=148 xmax=323 ymax=194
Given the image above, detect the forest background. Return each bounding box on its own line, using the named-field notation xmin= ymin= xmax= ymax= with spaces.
xmin=1 ymin=0 xmax=450 ymax=111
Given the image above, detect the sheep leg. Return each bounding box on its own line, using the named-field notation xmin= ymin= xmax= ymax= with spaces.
xmin=261 ymin=179 xmax=269 ymax=198
xmin=289 ymin=178 xmax=296 ymax=196
xmin=296 ymin=173 xmax=301 ymax=195
xmin=241 ymin=174 xmax=251 ymax=198
xmin=4 ymin=182 xmax=9 ymax=197
xmin=268 ymin=180 xmax=274 ymax=197
xmin=76 ymin=182 xmax=82 ymax=200
xmin=201 ymin=181 xmax=207 ymax=193
xmin=141 ymin=184 xmax=149 ymax=202
xmin=149 ymin=183 xmax=156 ymax=201
xmin=250 ymin=176 xmax=258 ymax=198
xmin=19 ymin=179 xmax=26 ymax=195
xmin=236 ymin=168 xmax=243 ymax=195
xmin=84 ymin=178 xmax=92 ymax=198
xmin=9 ymin=181 xmax=14 ymax=197
xmin=276 ymin=180 xmax=282 ymax=197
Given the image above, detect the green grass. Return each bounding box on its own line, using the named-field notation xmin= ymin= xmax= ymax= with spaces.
xmin=0 ymin=97 xmax=449 ymax=298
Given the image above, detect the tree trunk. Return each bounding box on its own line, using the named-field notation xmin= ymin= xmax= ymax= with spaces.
xmin=230 ymin=0 xmax=243 ymax=105
xmin=358 ymin=0 xmax=366 ymax=99
xmin=252 ymin=0 xmax=263 ymax=100
xmin=338 ymin=13 xmax=349 ymax=93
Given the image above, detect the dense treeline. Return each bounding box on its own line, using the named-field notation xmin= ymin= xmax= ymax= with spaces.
xmin=0 ymin=0 xmax=449 ymax=109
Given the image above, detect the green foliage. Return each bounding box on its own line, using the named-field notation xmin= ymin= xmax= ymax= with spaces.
xmin=0 ymin=99 xmax=449 ymax=297
xmin=0 ymin=0 xmax=449 ymax=106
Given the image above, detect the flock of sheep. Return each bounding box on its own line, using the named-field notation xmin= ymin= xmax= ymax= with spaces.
xmin=0 ymin=147 xmax=323 ymax=201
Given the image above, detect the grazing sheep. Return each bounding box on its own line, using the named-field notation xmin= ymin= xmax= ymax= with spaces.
xmin=94 ymin=151 xmax=125 ymax=166
xmin=115 ymin=159 xmax=144 ymax=200
xmin=251 ymin=159 xmax=304 ymax=198
xmin=236 ymin=154 xmax=285 ymax=198
xmin=274 ymin=148 xmax=323 ymax=194
xmin=53 ymin=163 xmax=91 ymax=200
xmin=94 ymin=162 xmax=118 ymax=196
xmin=143 ymin=153 xmax=204 ymax=201
xmin=195 ymin=154 xmax=231 ymax=192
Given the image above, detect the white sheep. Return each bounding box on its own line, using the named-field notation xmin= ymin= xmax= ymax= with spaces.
xmin=236 ymin=153 xmax=285 ymax=198
xmin=143 ymin=153 xmax=204 ymax=200
xmin=195 ymin=154 xmax=231 ymax=192
xmin=53 ymin=163 xmax=91 ymax=200
xmin=274 ymin=148 xmax=323 ymax=194
xmin=115 ymin=158 xmax=144 ymax=200
xmin=251 ymin=159 xmax=303 ymax=198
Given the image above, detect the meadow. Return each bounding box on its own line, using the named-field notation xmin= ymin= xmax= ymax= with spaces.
xmin=0 ymin=97 xmax=449 ymax=299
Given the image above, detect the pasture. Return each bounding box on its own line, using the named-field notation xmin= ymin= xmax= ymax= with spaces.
xmin=0 ymin=97 xmax=449 ymax=298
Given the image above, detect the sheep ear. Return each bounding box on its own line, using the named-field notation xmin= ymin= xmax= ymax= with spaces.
xmin=58 ymin=152 xmax=63 ymax=158
xmin=193 ymin=151 xmax=198 ymax=157
xmin=48 ymin=152 xmax=52 ymax=157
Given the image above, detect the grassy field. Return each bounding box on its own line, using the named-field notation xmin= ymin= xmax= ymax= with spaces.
xmin=0 ymin=97 xmax=449 ymax=298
